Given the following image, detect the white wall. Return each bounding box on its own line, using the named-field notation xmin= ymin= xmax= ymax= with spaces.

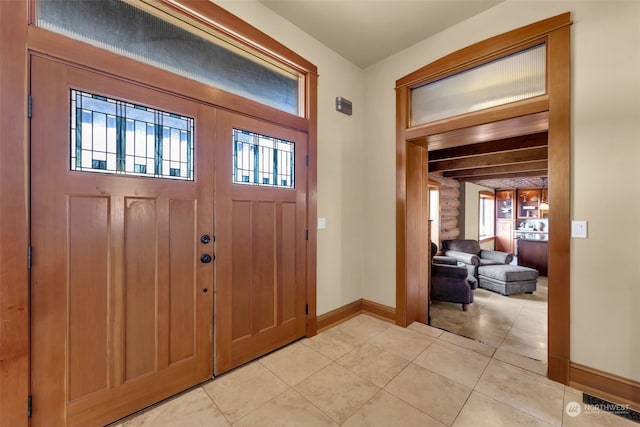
xmin=362 ymin=1 xmax=640 ymax=381
xmin=213 ymin=1 xmax=366 ymax=315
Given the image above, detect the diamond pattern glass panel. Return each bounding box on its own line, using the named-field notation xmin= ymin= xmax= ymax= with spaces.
xmin=71 ymin=90 xmax=194 ymax=180
xmin=233 ymin=129 xmax=294 ymax=188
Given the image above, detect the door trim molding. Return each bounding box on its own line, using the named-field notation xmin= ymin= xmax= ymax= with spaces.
xmin=395 ymin=13 xmax=572 ymax=385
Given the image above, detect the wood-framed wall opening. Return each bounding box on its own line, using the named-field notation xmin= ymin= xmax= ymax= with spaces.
xmin=395 ymin=12 xmax=572 ymax=384
xmin=0 ymin=1 xmax=318 ymax=425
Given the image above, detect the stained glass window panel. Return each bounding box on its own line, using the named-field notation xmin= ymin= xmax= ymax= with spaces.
xmin=232 ymin=129 xmax=294 ymax=188
xmin=70 ymin=89 xmax=194 ymax=180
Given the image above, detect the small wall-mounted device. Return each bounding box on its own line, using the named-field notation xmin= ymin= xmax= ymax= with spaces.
xmin=335 ymin=97 xmax=352 ymax=116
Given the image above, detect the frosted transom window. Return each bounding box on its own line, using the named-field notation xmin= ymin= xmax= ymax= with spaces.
xmin=233 ymin=129 xmax=294 ymax=188
xmin=71 ymin=89 xmax=194 ymax=180
xmin=411 ymin=43 xmax=546 ymax=126
xmin=38 ymin=0 xmax=300 ymax=115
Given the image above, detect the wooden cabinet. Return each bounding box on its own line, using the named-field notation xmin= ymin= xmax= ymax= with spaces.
xmin=517 ymin=189 xmax=541 ymax=219
xmin=517 ymin=239 xmax=548 ymax=276
xmin=495 ymin=220 xmax=514 ymax=253
xmin=496 ymin=190 xmax=514 ymax=219
xmin=495 ymin=190 xmax=515 ymax=253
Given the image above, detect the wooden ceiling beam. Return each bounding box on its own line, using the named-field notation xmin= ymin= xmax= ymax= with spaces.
xmin=429 ymin=146 xmax=548 ymax=172
xmin=456 ymin=170 xmax=548 ymax=181
xmin=428 ymin=132 xmax=547 ymax=161
xmin=442 ymin=160 xmax=548 ymax=179
xmin=406 ymin=100 xmax=549 ymax=146
xmin=410 ymin=110 xmax=549 ymax=150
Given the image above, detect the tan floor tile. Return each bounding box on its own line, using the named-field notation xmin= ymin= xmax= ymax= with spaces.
xmin=413 ymin=340 xmax=491 ymax=388
xmin=512 ymin=312 xmax=547 ymax=333
xmin=334 ymin=314 xmax=392 ymax=344
xmin=430 ymin=303 xmax=471 ymax=327
xmin=505 ymin=325 xmax=547 ymax=344
xmin=337 ymin=343 xmax=409 ymax=387
xmin=500 ymin=337 xmax=547 ymax=362
xmin=472 ymin=306 xmax=521 ymax=327
xmin=438 ymin=331 xmax=496 ymax=357
xmin=385 ymin=363 xmax=472 ymax=426
xmin=203 ymin=362 xmax=288 ymax=423
xmin=429 ymin=317 xmax=463 ymax=334
xmin=493 ymin=348 xmax=547 ymax=376
xmin=294 ymin=363 xmax=380 ymax=423
xmin=301 ymin=327 xmax=358 ymax=360
xmin=233 ymin=389 xmax=337 ymax=427
xmin=453 ymin=391 xmax=553 ymax=426
xmin=368 ymin=325 xmax=435 ymax=361
xmin=432 ymin=300 xmax=481 ymax=314
xmin=475 ymin=359 xmax=564 ymax=426
xmin=123 ymin=388 xmax=229 ymax=427
xmin=456 ymin=323 xmax=508 ymax=347
xmin=562 ymin=388 xmax=639 ymax=427
xmin=260 ymin=341 xmax=332 ymax=385
xmin=408 ymin=321 xmax=444 ymax=338
xmin=343 ymin=390 xmax=446 ymax=427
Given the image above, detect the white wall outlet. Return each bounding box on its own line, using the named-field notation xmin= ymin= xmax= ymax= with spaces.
xmin=571 ymin=220 xmax=588 ymax=238
xmin=318 ymin=217 xmax=327 ymax=230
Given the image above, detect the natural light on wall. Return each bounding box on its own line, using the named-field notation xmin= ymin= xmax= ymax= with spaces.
xmin=410 ymin=43 xmax=546 ymax=126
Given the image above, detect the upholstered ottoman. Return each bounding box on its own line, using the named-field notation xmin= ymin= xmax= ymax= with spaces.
xmin=477 ymin=264 xmax=538 ymax=295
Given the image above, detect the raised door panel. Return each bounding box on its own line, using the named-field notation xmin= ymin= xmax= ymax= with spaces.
xmin=68 ymin=196 xmax=110 ymax=401
xmin=30 ymin=56 xmax=214 ymax=427
xmin=214 ymin=110 xmax=307 ymax=374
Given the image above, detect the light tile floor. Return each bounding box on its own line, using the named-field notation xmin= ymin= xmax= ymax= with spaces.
xmin=430 ymin=276 xmax=549 ymax=363
xmin=113 ymin=313 xmax=636 ymax=426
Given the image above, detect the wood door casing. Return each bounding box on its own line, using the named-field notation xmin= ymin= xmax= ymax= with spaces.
xmin=30 ymin=56 xmax=214 ymax=427
xmin=214 ymin=111 xmax=307 ymax=374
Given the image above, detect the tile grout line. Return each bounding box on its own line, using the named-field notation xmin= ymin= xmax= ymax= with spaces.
xmin=201 ymin=381 xmax=237 ymax=426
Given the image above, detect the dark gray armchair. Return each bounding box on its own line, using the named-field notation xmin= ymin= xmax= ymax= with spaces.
xmin=442 ymin=239 xmax=513 ymax=279
xmin=430 ymin=243 xmax=477 ymax=311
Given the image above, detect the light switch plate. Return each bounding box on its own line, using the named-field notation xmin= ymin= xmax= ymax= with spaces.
xmin=571 ymin=220 xmax=588 ymax=238
xmin=318 ymin=217 xmax=327 ymax=230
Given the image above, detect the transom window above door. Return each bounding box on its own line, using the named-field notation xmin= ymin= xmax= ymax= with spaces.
xmin=38 ymin=0 xmax=302 ymax=116
xmin=70 ymin=89 xmax=194 ymax=180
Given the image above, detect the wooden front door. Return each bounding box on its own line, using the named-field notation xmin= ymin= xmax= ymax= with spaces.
xmin=30 ymin=56 xmax=215 ymax=427
xmin=214 ymin=111 xmax=308 ymax=374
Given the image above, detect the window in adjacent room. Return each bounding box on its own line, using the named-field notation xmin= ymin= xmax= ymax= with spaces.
xmin=429 ymin=184 xmax=440 ymax=248
xmin=479 ymin=191 xmax=495 ymax=241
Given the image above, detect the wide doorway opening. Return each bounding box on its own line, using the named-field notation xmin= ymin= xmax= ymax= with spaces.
xmin=396 ymin=13 xmax=571 ymax=384
xmin=428 ymin=123 xmax=550 ymax=364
